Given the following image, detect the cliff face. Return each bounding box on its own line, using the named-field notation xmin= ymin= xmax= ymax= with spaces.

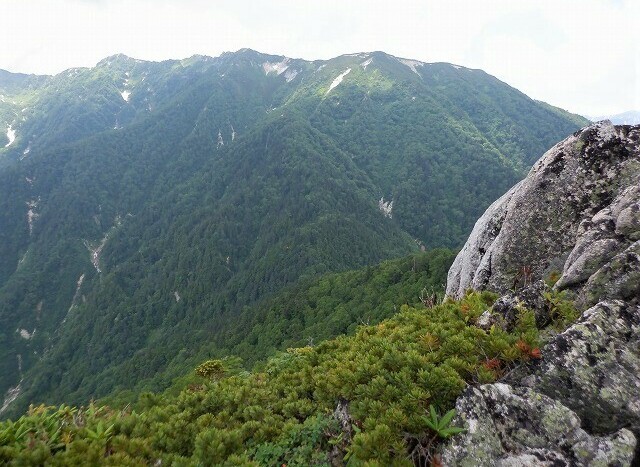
xmin=442 ymin=122 xmax=640 ymax=466
xmin=446 ymin=121 xmax=640 ymax=308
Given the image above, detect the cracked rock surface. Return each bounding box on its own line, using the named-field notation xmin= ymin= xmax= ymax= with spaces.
xmin=440 ymin=383 xmax=636 ymax=466
xmin=446 ymin=121 xmax=640 ymax=305
xmin=442 ymin=122 xmax=640 ymax=466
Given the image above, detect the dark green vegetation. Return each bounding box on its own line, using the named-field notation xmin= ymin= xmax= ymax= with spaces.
xmin=0 ymin=292 xmax=545 ymax=465
xmin=0 ymin=49 xmax=588 ymax=415
xmin=97 ymin=250 xmax=455 ymax=408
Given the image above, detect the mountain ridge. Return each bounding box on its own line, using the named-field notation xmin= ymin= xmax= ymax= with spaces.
xmin=0 ymin=49 xmax=482 ymax=79
xmin=0 ymin=48 xmax=588 ymax=416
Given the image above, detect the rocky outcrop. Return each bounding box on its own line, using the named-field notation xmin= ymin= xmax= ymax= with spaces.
xmin=519 ymin=300 xmax=640 ymax=437
xmin=442 ymin=300 xmax=640 ymax=465
xmin=442 ymin=122 xmax=640 ymax=465
xmin=446 ymin=121 xmax=640 ymax=306
xmin=329 ymin=399 xmax=354 ymax=466
xmin=441 ymin=384 xmax=636 ymax=466
xmin=489 ymin=280 xmax=550 ymax=329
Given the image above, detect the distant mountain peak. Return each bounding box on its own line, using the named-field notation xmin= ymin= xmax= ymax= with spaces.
xmin=589 ymin=110 xmax=640 ymax=125
xmin=95 ymin=54 xmax=147 ymax=68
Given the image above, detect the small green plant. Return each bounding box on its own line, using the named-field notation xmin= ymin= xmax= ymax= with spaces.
xmin=425 ymin=405 xmax=465 ymax=439
xmin=544 ymin=290 xmax=580 ymax=330
xmin=252 ymin=415 xmax=336 ymax=466
xmin=85 ymin=420 xmax=114 ymax=446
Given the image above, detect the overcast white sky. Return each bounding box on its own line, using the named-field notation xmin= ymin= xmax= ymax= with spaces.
xmin=1 ymin=0 xmax=638 ymax=116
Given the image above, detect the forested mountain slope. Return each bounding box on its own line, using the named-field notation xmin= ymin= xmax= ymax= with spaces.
xmin=2 ymin=123 xmax=637 ymax=466
xmin=0 ymin=49 xmax=587 ymax=414
xmin=94 ymin=249 xmax=456 ymax=408
xmin=1 ymin=290 xmax=544 ymax=465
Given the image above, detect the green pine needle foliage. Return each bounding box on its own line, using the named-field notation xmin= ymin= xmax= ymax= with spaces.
xmin=0 ymin=291 xmax=542 ymax=465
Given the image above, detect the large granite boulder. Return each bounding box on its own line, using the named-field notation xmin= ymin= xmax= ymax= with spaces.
xmin=442 ymin=122 xmax=640 ymax=465
xmin=446 ymin=121 xmax=640 ymax=306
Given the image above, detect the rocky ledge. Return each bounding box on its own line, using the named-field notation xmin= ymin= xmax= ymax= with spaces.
xmin=442 ymin=122 xmax=640 ymax=466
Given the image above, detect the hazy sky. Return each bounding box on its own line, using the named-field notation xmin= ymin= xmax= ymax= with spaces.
xmin=1 ymin=0 xmax=638 ymax=116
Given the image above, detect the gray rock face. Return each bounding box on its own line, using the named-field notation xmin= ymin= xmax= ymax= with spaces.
xmin=441 ymin=383 xmax=636 ymax=467
xmin=442 ymin=122 xmax=640 ymax=465
xmin=442 ymin=300 xmax=640 ymax=465
xmin=446 ymin=121 xmax=640 ymax=304
xmin=520 ymin=300 xmax=640 ymax=436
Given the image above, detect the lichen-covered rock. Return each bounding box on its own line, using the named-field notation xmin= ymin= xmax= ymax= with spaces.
xmin=582 ymin=240 xmax=640 ymax=309
xmin=443 ymin=122 xmax=640 ymax=465
xmin=491 ymin=280 xmax=551 ymax=329
xmin=520 ymin=300 xmax=640 ymax=436
xmin=446 ymin=121 xmax=640 ymax=304
xmin=440 ymin=383 xmax=636 ymax=466
xmin=442 ymin=300 xmax=640 ymax=466
xmin=473 ymin=281 xmax=551 ymax=333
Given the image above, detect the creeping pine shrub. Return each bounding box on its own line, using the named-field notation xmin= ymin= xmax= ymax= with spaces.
xmin=0 ymin=292 xmax=541 ymax=466
xmin=195 ymin=359 xmax=226 ymax=380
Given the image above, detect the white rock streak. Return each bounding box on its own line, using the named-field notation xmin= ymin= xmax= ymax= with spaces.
xmin=361 ymin=58 xmax=373 ymax=70
xmin=119 ymin=74 xmax=132 ymax=102
xmin=85 ymin=238 xmax=106 ymax=273
xmin=174 ymin=291 xmax=181 ymax=302
xmin=263 ymin=58 xmax=290 ymax=75
xmin=326 ymin=68 xmax=351 ymax=94
xmin=0 ymin=383 xmax=21 ymax=415
xmin=217 ymin=130 xmax=224 ymax=149
xmin=18 ymin=249 xmax=29 ymax=267
xmin=26 ymin=199 xmax=39 ymax=235
xmin=21 ymin=142 xmax=31 ymax=160
xmin=230 ymin=125 xmax=236 ymax=142
xmin=399 ymin=58 xmax=424 ymax=76
xmin=5 ymin=125 xmax=16 ymax=147
xmin=379 ymin=197 xmax=394 ymax=218
xmin=84 ymin=216 xmax=122 ymax=273
xmin=284 ymin=69 xmax=299 ymax=82
xmin=18 ymin=329 xmax=35 ymax=340
xmin=68 ymin=274 xmax=85 ymax=312
xmin=0 ymin=356 xmax=23 ymax=415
